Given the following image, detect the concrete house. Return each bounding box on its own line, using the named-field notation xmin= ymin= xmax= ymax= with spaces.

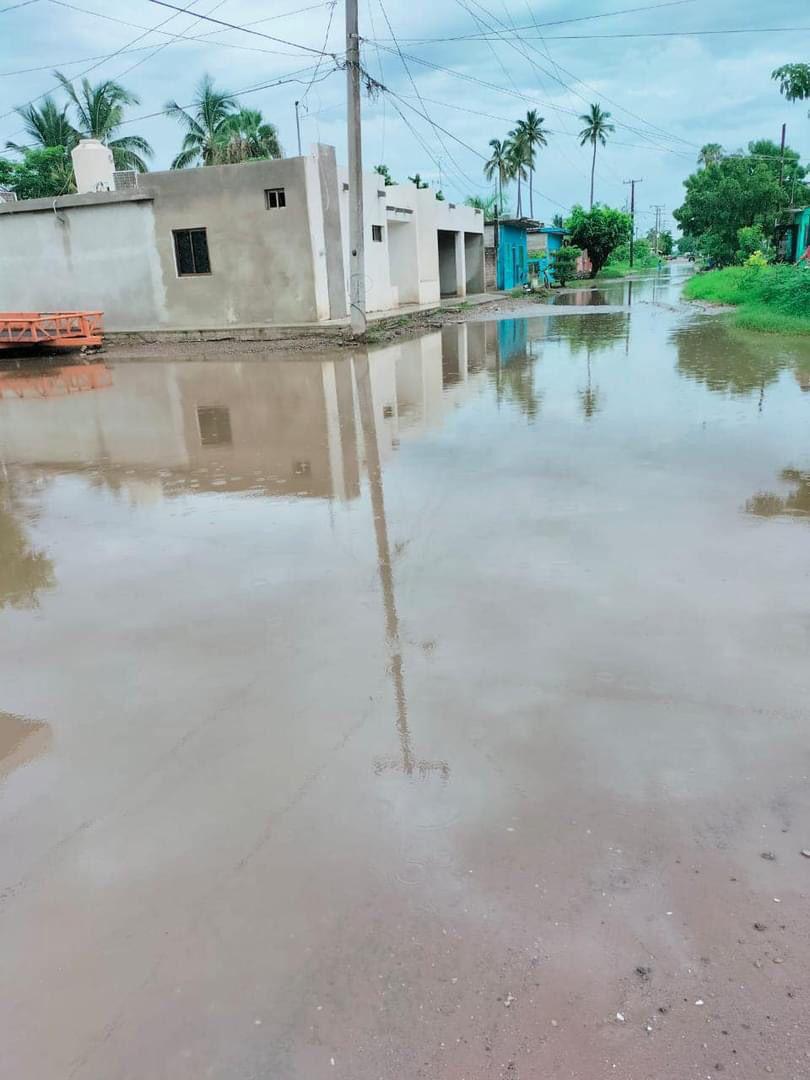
xmin=784 ymin=206 xmax=810 ymax=263
xmin=527 ymin=224 xmax=566 ymax=283
xmin=483 ymin=218 xmax=537 ymax=291
xmin=0 ymin=140 xmax=485 ymax=333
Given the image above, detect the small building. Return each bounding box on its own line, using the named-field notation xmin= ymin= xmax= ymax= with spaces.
xmin=483 ymin=218 xmax=537 ymax=290
xmin=0 ymin=142 xmax=485 ymax=333
xmin=527 ymin=224 xmax=565 ymax=283
xmin=784 ymin=206 xmax=810 ymax=263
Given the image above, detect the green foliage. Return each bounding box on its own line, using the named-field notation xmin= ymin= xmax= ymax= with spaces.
xmin=578 ymin=103 xmax=615 ymax=207
xmin=5 ymin=96 xmax=77 ymax=155
xmin=684 ymin=264 xmax=810 ymax=334
xmin=697 ymin=143 xmax=723 ymax=168
xmin=0 ymin=146 xmax=75 ymax=199
xmin=483 ymin=138 xmax=510 ymax=211
xmin=658 ymin=230 xmax=674 ymax=256
xmin=219 ymin=108 xmax=282 ymax=163
xmin=772 ymin=63 xmax=810 ymax=102
xmin=166 ymin=74 xmax=237 ymax=168
xmin=374 ymin=164 xmax=395 ymax=186
xmin=465 ymin=192 xmax=497 ymax=216
xmin=674 ymin=140 xmax=808 ymax=266
xmin=565 ymin=204 xmax=632 ymax=277
xmin=602 ymin=236 xmax=659 ymax=274
xmin=676 ymin=233 xmax=697 ymax=256
xmin=736 ymin=224 xmax=773 ymax=264
xmin=408 ymin=173 xmax=429 ymax=189
xmin=54 ymin=71 xmax=152 ymax=171
xmin=550 ymin=245 xmax=580 ymax=286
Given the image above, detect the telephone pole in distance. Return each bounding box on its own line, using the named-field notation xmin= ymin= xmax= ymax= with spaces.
xmin=623 ymin=178 xmax=642 ymax=267
xmin=346 ymin=0 xmax=367 ymax=335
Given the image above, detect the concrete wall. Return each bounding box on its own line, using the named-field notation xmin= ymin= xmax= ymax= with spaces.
xmin=464 ymin=233 xmax=484 ymax=292
xmin=0 ymin=194 xmax=167 ymax=331
xmin=141 ymin=155 xmax=329 ymax=327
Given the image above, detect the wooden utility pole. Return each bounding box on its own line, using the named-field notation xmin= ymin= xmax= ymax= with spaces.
xmin=346 ymin=0 xmax=367 ymax=335
xmin=651 ymin=204 xmax=666 ymax=254
xmin=623 ymin=178 xmax=642 ymax=267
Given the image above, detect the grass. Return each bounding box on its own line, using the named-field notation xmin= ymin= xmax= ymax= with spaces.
xmin=598 ymin=255 xmax=662 ymax=279
xmin=684 ymin=265 xmax=810 ymax=335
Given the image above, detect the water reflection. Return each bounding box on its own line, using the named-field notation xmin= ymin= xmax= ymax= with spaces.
xmin=0 ymin=480 xmax=55 ymax=610
xmin=746 ymin=469 xmax=810 ymax=519
xmin=0 ymin=711 xmax=51 ymax=781
xmin=672 ymin=321 xmax=789 ymax=398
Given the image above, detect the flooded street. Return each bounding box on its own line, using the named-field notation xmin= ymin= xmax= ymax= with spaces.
xmin=2 ymin=273 xmax=810 ymax=1079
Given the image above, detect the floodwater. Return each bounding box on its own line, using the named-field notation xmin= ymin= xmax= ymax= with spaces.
xmin=2 ymin=276 xmax=810 ymax=1079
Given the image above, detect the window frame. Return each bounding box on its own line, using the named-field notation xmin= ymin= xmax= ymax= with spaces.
xmin=372 ymin=224 xmax=384 ymax=243
xmin=172 ymin=227 xmax=211 ymax=277
xmin=264 ymin=187 xmax=286 ymax=210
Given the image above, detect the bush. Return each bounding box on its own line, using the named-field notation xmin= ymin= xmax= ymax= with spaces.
xmin=684 ymin=264 xmax=810 ymax=333
xmin=551 ymin=245 xmax=580 ymax=286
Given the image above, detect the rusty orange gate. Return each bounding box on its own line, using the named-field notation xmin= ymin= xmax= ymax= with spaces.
xmin=0 ymin=311 xmax=103 ymax=351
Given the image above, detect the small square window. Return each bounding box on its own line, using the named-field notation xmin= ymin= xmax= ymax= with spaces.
xmin=265 ymin=188 xmax=286 ymax=209
xmin=372 ymin=224 xmax=383 ymax=242
xmin=173 ymin=228 xmax=210 ymax=275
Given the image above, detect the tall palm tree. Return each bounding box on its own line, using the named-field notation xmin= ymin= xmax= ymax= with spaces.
xmin=165 ymin=74 xmax=237 ymax=168
xmin=506 ymin=126 xmax=529 ymax=217
xmin=578 ymin=103 xmax=615 ymax=209
xmin=516 ymin=110 xmax=548 ymax=218
xmin=54 ymin=71 xmax=152 ymax=172
xmin=483 ymin=138 xmax=510 ymax=213
xmin=6 ymin=96 xmax=77 ymax=154
xmin=465 ymin=192 xmax=498 ymax=217
xmin=697 ymin=142 xmax=723 ymax=168
xmin=221 ymin=108 xmax=282 ymax=163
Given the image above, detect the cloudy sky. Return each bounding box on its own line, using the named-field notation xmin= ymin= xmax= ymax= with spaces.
xmin=2 ymin=0 xmax=808 ymax=232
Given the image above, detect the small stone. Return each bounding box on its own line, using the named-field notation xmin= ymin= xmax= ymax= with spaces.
xmin=773 ymin=957 xmax=784 ymax=964
xmin=754 ymin=923 xmax=767 ymax=931
xmin=761 ymin=851 xmax=776 ymax=861
xmin=616 ymin=1012 xmax=625 ymax=1022
xmin=551 ymin=1019 xmax=558 ymax=1027
xmin=801 ymin=849 xmax=810 ymax=859
xmin=636 ymin=966 xmax=652 ymax=979
xmin=503 ymin=993 xmax=515 ymax=1007
xmin=695 ymin=999 xmax=705 ymax=1006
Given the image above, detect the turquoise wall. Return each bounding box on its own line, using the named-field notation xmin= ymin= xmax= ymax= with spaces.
xmin=496 ymin=224 xmax=528 ymax=290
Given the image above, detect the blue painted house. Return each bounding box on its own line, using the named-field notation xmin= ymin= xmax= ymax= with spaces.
xmin=484 ymin=218 xmax=536 ymax=290
xmin=527 ymin=225 xmax=566 ymax=283
xmin=784 ymin=206 xmax=810 ymax=263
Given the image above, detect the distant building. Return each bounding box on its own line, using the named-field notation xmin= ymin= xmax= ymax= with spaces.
xmin=0 ymin=143 xmax=485 ymax=333
xmin=484 ymin=218 xmax=537 ymax=290
xmin=784 ymin=206 xmax=810 ymax=264
xmin=527 ymin=224 xmax=566 ymax=283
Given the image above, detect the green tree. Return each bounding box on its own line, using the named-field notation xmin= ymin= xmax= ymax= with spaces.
xmin=513 ymin=110 xmax=548 ymax=218
xmin=550 ymin=245 xmax=580 ymax=286
xmin=735 ymin=224 xmax=772 ymax=263
xmin=54 ymin=71 xmax=152 ymax=171
xmin=0 ymin=146 xmax=75 ymax=199
xmin=697 ymin=142 xmax=724 ymax=168
xmin=506 ymin=126 xmax=529 ymax=217
xmin=483 ymin=137 xmax=510 ymax=213
xmin=374 ymin=163 xmax=395 ymax=185
xmin=772 ymin=63 xmax=810 ymax=107
xmin=220 ymin=108 xmax=282 ymax=163
xmin=166 ymin=74 xmax=237 ymax=168
xmin=0 ymin=483 xmax=55 ymax=610
xmin=565 ymin=204 xmax=631 ymax=278
xmin=464 ymin=192 xmax=498 ymax=216
xmin=673 ymin=140 xmax=808 ymax=266
xmin=578 ymin=103 xmax=614 ymax=209
xmin=552 ymin=213 xmax=564 ymax=228
xmin=658 ymin=229 xmax=673 ymax=256
xmin=5 ymin=96 xmax=76 ymax=154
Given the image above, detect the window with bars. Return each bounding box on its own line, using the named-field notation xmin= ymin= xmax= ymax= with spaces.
xmin=173 ymin=228 xmax=210 ymax=276
xmin=265 ymin=188 xmax=286 ymax=209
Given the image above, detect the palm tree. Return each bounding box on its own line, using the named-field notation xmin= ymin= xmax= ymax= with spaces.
xmin=165 ymin=74 xmax=237 ymax=168
xmin=516 ymin=110 xmax=548 ymax=218
xmin=506 ymin=127 xmax=529 ymax=217
xmin=221 ymin=108 xmax=282 ymax=163
xmin=578 ymin=103 xmax=615 ymax=209
xmin=483 ymin=138 xmax=510 ymax=214
xmin=465 ymin=192 xmax=498 ymax=217
xmin=54 ymin=71 xmax=152 ymax=172
xmin=6 ymin=96 xmax=77 ymax=154
xmin=697 ymin=142 xmax=723 ymax=168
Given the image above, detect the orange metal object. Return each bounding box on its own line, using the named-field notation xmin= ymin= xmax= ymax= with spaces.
xmin=0 ymin=311 xmax=103 ymax=351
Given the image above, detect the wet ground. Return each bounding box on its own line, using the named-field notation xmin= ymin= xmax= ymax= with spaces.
xmin=2 ymin=269 xmax=810 ymax=1079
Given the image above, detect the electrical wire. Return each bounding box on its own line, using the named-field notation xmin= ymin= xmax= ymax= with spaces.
xmin=299 ymin=0 xmax=337 ymax=105
xmin=417 ymin=25 xmax=810 ymax=43
xmin=0 ymin=0 xmax=39 ymax=11
xmin=145 ymin=0 xmax=336 ymax=56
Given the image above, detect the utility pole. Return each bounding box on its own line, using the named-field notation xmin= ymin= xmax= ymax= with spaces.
xmin=346 ymin=0 xmax=367 ymax=335
xmin=651 ymin=204 xmax=666 ymax=255
xmin=778 ymin=122 xmax=787 ymax=189
xmin=294 ymin=100 xmax=302 ymax=157
xmin=623 ymin=178 xmax=642 ymax=267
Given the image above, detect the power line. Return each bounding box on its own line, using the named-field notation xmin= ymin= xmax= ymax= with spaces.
xmin=0 ymin=0 xmax=39 ymax=11
xmin=414 ymin=25 xmax=810 ymax=43
xmin=299 ymin=0 xmax=337 ymax=104
xmin=145 ymin=0 xmax=336 ymax=55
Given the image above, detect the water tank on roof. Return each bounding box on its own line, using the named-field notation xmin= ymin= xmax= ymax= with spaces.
xmin=71 ymin=139 xmax=115 ymax=194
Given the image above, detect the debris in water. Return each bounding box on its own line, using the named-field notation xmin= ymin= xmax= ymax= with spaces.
xmin=695 ymin=999 xmax=705 ymax=1006
xmin=503 ymin=993 xmax=515 ymax=1007
xmin=754 ymin=922 xmax=767 ymax=931
xmin=636 ymin=966 xmax=652 ymax=979
xmin=761 ymin=851 xmax=776 ymax=861
xmin=801 ymin=849 xmax=810 ymax=859
xmin=616 ymin=1012 xmax=625 ymax=1022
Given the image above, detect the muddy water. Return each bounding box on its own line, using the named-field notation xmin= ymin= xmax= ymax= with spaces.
xmin=1 ymin=306 xmax=810 ymax=1080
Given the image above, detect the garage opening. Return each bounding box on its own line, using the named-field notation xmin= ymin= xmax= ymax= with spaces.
xmin=437 ymin=230 xmax=458 ymax=297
